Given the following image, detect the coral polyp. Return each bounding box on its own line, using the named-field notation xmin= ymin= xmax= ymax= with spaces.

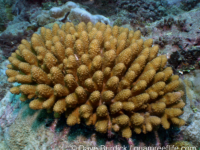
xmin=6 ymin=22 xmax=185 ymax=138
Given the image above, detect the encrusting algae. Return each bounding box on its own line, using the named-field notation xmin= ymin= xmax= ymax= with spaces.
xmin=6 ymin=22 xmax=185 ymax=138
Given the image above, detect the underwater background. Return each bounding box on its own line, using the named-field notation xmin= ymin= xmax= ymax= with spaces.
xmin=0 ymin=0 xmax=200 ymax=149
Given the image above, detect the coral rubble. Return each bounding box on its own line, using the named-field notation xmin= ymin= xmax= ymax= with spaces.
xmin=171 ymin=141 xmax=195 ymax=150
xmin=6 ymin=22 xmax=185 ymax=138
xmin=48 ymin=1 xmax=110 ymax=24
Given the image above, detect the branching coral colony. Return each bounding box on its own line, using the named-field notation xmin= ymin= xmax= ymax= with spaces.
xmin=6 ymin=22 xmax=185 ymax=138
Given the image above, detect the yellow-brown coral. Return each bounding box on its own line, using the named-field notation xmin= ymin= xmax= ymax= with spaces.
xmin=6 ymin=22 xmax=185 ymax=139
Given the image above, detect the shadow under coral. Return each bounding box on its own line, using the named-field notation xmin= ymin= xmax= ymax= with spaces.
xmin=20 ymin=101 xmax=181 ymax=148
